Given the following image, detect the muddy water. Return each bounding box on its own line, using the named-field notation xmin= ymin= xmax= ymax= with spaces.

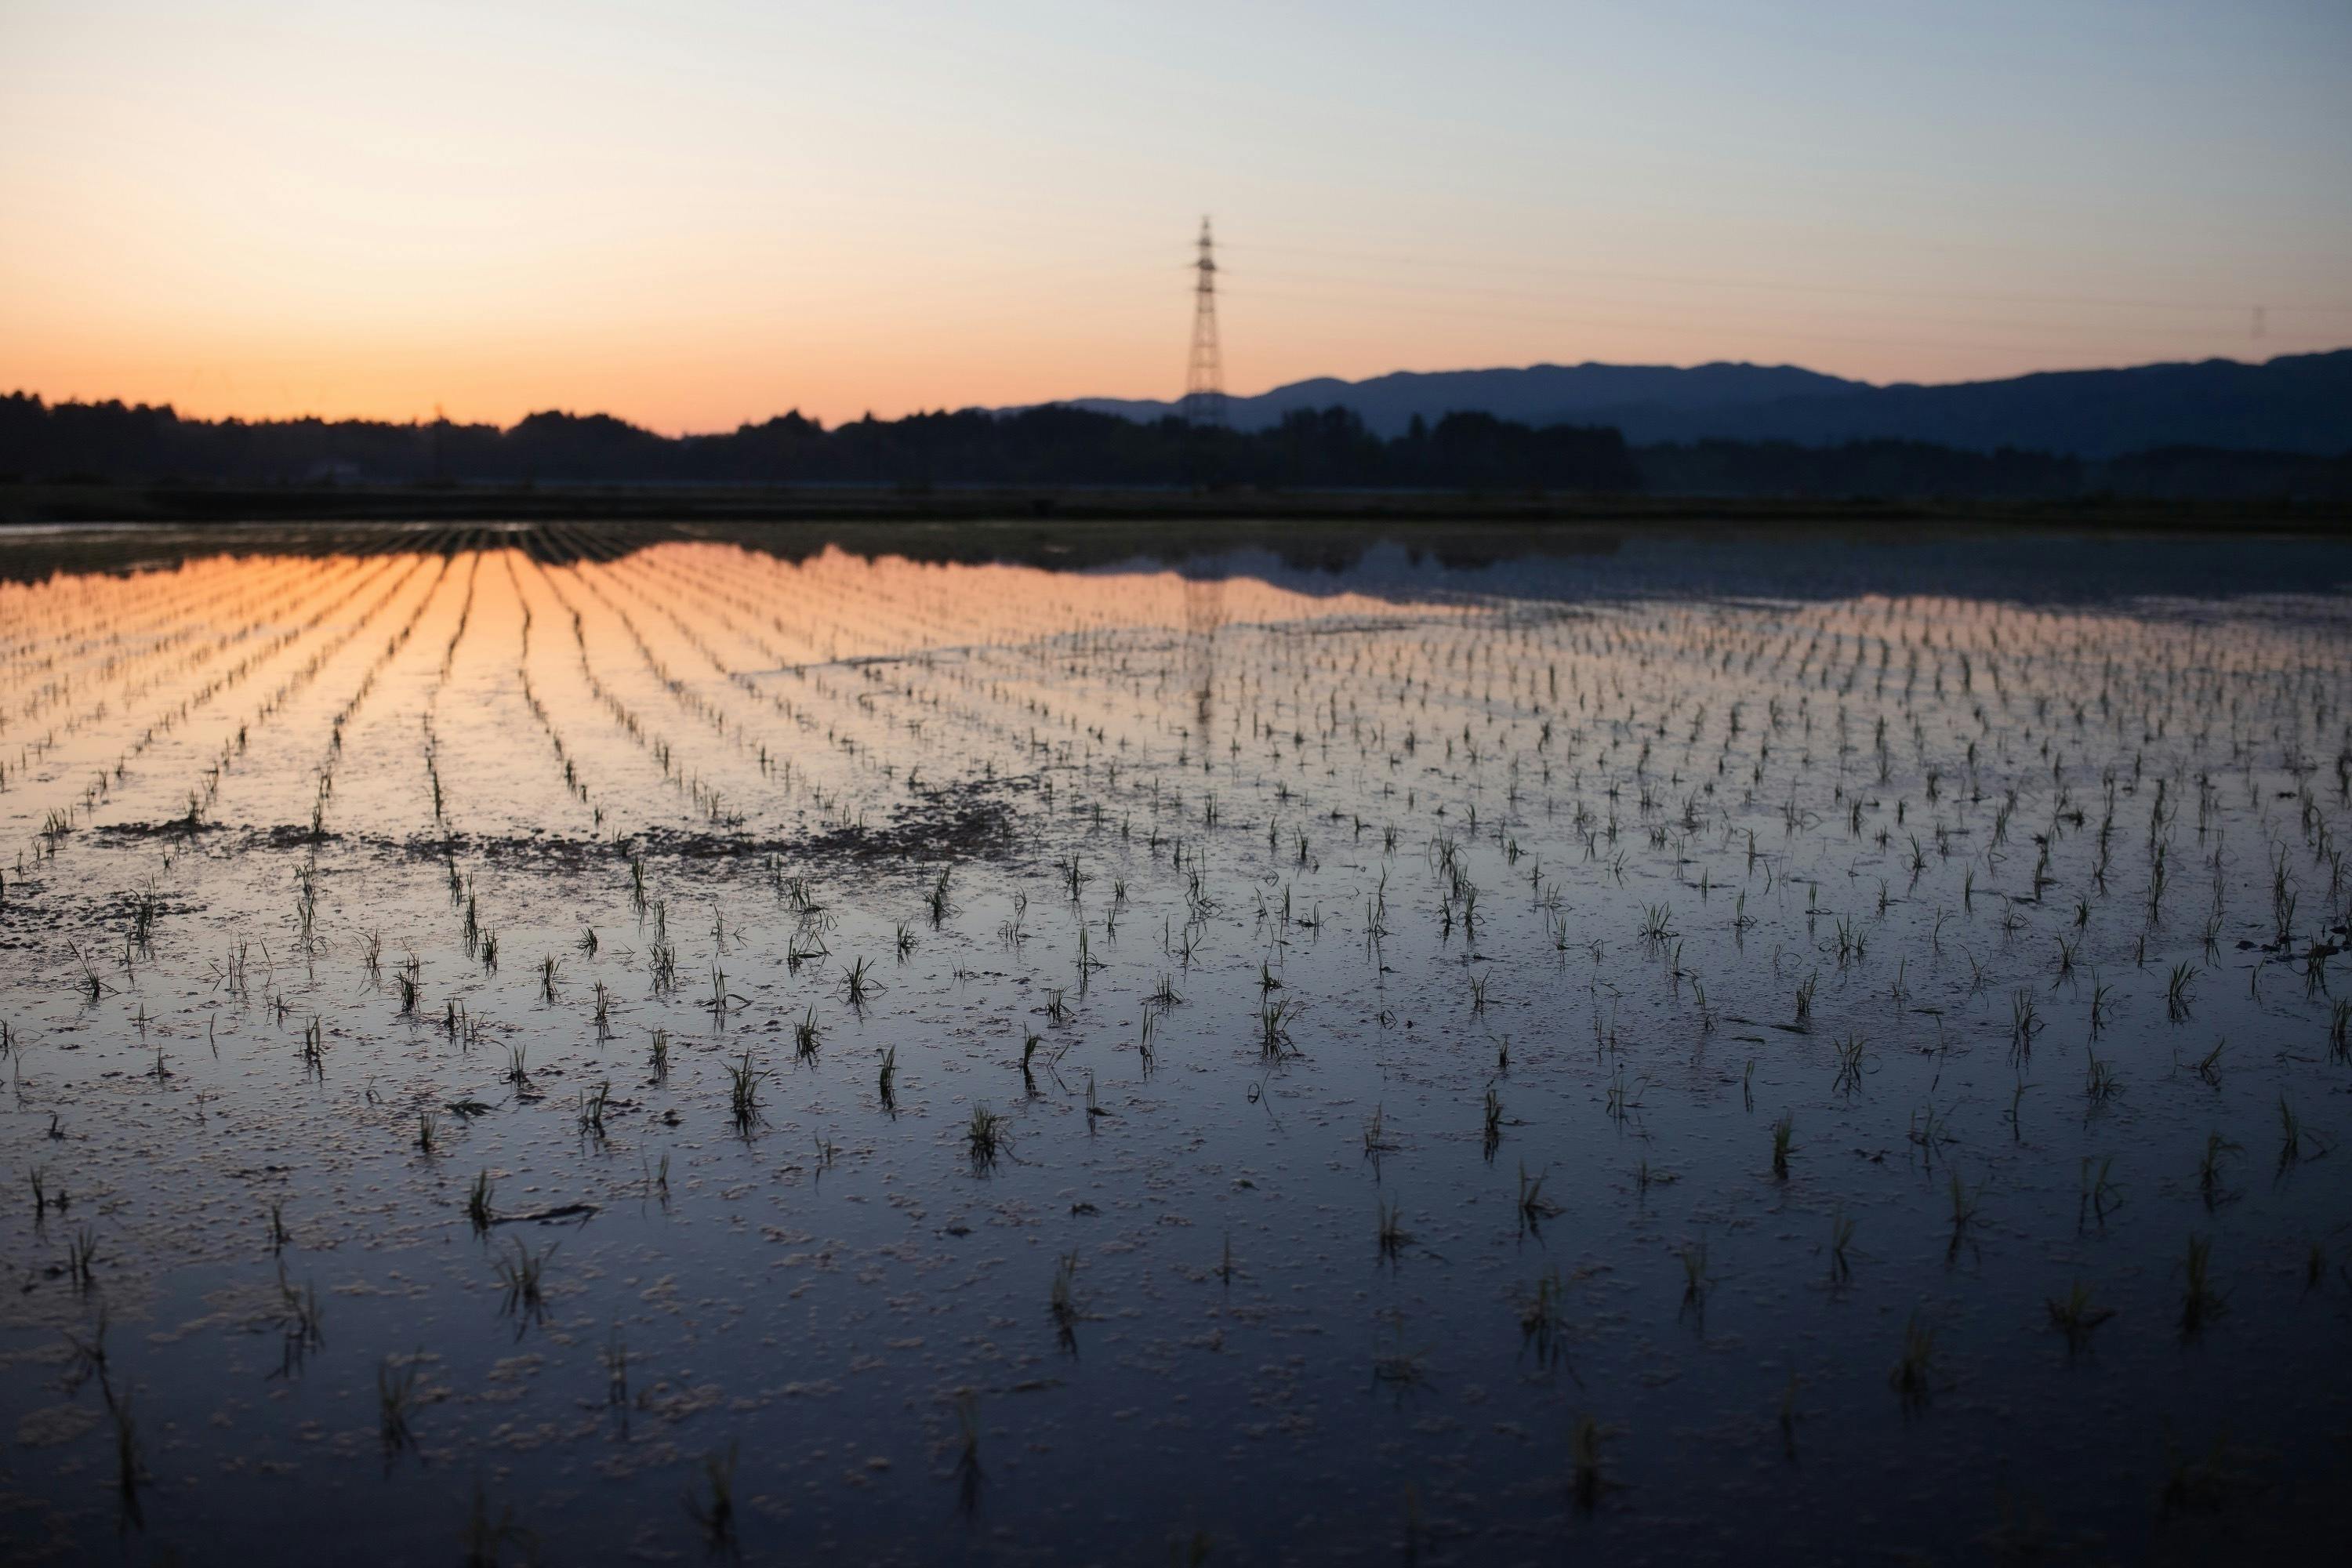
xmin=2 ymin=524 xmax=2350 ymax=1564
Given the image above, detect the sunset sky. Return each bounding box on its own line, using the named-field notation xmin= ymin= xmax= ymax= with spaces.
xmin=4 ymin=0 xmax=2348 ymax=433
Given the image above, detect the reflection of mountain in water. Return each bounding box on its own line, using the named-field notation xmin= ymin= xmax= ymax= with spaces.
xmin=5 ymin=518 xmax=2349 ymax=612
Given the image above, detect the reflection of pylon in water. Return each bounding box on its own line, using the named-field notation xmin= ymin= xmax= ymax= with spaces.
xmin=1182 ymin=575 xmax=1226 ymax=733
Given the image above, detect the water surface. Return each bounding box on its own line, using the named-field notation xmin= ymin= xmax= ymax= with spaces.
xmin=3 ymin=522 xmax=2349 ymax=1563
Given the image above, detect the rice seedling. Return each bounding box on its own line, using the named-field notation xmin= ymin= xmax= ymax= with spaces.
xmin=1569 ymin=1414 xmax=1610 ymax=1512
xmin=702 ymin=960 xmax=742 ymax=1017
xmin=684 ymin=1440 xmax=739 ymax=1552
xmin=1679 ymin=1237 xmax=1713 ymax=1305
xmin=466 ymin=1171 xmax=494 ymax=1233
xmin=2180 ymin=1234 xmax=2225 ymax=1335
xmin=726 ymin=1051 xmax=768 ymax=1133
xmin=2083 ymin=1050 xmax=2120 ymax=1103
xmin=966 ymin=1104 xmax=1007 ymax=1171
xmin=2165 ymin=961 xmax=2196 ymax=1022
xmin=1519 ymin=1264 xmax=1568 ymax=1369
xmin=577 ymin=1079 xmax=612 ymax=1138
xmin=2188 ymin=1036 xmax=2226 ymax=1086
xmin=840 ymin=954 xmax=879 ymax=1007
xmin=461 ymin=1479 xmax=532 ymax=1565
xmin=1370 ymin=1317 xmax=1432 ymax=1399
xmin=601 ymin=1325 xmax=630 ymax=1406
xmin=1517 ymin=1163 xmax=1563 ymax=1233
xmin=379 ymin=1352 xmax=422 ymax=1457
xmin=2009 ymin=989 xmax=2043 ymax=1057
xmin=1377 ymin=1196 xmax=1414 ymax=1260
xmin=277 ymin=1272 xmax=325 ymax=1365
xmin=494 ymin=1238 xmax=555 ymax=1327
xmin=1258 ymin=996 xmax=1296 ymax=1058
xmin=793 ymin=1007 xmax=822 ymax=1063
xmin=2005 ymin=1073 xmax=2034 ymax=1141
xmin=953 ymin=1389 xmax=983 ymax=1512
xmin=1946 ymin=1173 xmax=1981 ymax=1248
xmin=2078 ymin=1156 xmax=2125 ymax=1227
xmin=62 ymin=1308 xmax=110 ymax=1399
xmin=111 ymin=1397 xmax=144 ymax=1528
xmin=2277 ymin=1094 xmax=2308 ymax=1167
xmin=2197 ymin=1132 xmax=2239 ymax=1203
xmin=1889 ymin=1311 xmax=1938 ymax=1408
xmin=1604 ymin=1064 xmax=1650 ymax=1122
xmin=1831 ymin=1033 xmax=1869 ymax=1094
xmin=1049 ymin=1249 xmax=1083 ymax=1351
xmin=1829 ymin=1213 xmax=1857 ymax=1282
xmin=66 ymin=1225 xmax=99 ymax=1290
xmin=2046 ymin=1281 xmax=2114 ymax=1351
xmin=1770 ymin=1112 xmax=1795 ymax=1178
xmin=2158 ymin=1429 xmax=2261 ymax=1516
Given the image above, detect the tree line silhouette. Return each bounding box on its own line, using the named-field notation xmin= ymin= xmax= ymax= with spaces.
xmin=2 ymin=392 xmax=2344 ymax=500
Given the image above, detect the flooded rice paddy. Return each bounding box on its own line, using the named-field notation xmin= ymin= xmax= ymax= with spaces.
xmin=2 ymin=522 xmax=2350 ymax=1563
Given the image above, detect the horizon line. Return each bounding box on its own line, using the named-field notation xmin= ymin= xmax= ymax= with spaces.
xmin=8 ymin=344 xmax=2342 ymax=439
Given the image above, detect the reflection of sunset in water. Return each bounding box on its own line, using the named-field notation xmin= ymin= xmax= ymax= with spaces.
xmin=11 ymin=540 xmax=2344 ymax=856
xmin=2 ymin=543 xmax=1454 ymax=848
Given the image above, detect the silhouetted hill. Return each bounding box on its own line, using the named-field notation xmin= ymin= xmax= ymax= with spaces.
xmin=5 ymin=389 xmax=2347 ymax=507
xmin=1059 ymin=350 xmax=2352 ymax=457
xmin=1069 ymin=361 xmax=1861 ymax=436
xmin=0 ymin=397 xmax=1638 ymax=494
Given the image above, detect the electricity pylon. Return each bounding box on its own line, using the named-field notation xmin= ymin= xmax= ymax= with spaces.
xmin=1181 ymin=216 xmax=1227 ymax=428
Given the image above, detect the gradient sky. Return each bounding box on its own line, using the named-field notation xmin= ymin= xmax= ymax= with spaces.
xmin=4 ymin=0 xmax=2348 ymax=432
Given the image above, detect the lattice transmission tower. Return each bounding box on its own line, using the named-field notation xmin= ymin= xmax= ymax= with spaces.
xmin=1181 ymin=216 xmax=1227 ymax=428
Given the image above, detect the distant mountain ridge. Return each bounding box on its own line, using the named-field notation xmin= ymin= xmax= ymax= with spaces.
xmin=1048 ymin=350 xmax=2352 ymax=459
